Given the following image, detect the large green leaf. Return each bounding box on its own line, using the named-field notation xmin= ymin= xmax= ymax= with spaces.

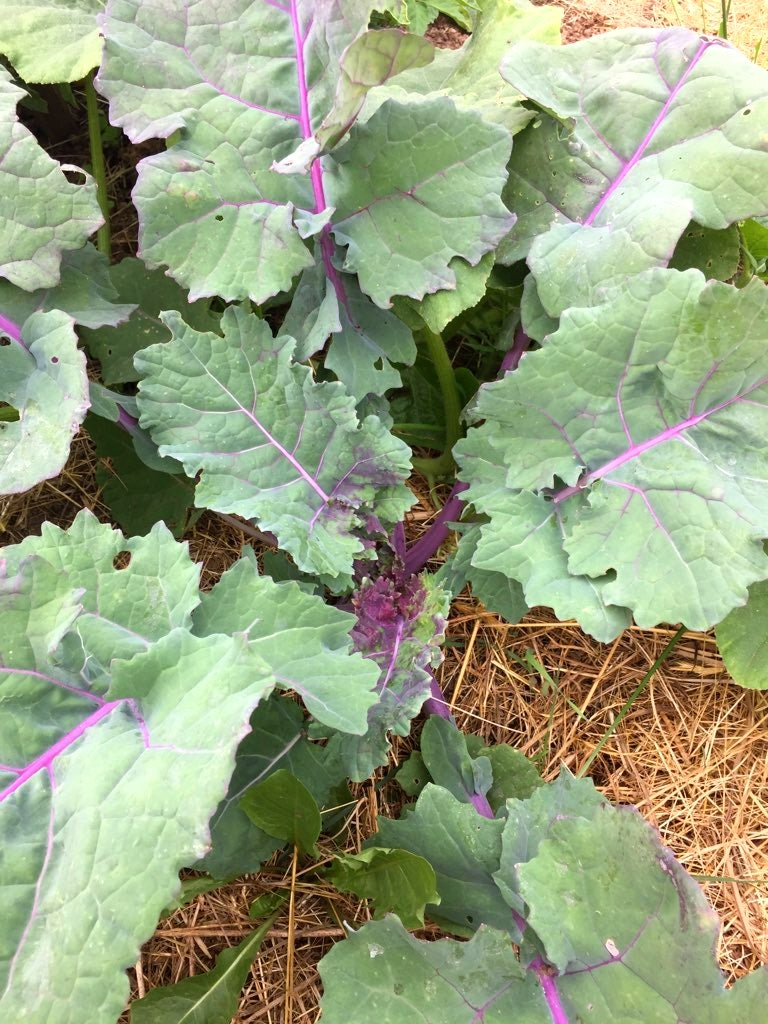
xmin=456 ymin=270 xmax=768 ymax=639
xmin=320 ymin=920 xmax=540 ymax=1023
xmin=97 ymin=2 xmax=513 ymax=400
xmin=0 ymin=310 xmax=89 ymax=496
xmin=0 ymin=515 xmax=276 ymax=1024
xmin=499 ymin=29 xmax=768 ymax=317
xmin=192 ymin=549 xmax=380 ymax=732
xmin=0 ymin=1 xmax=104 ymax=83
xmin=321 ymin=773 xmax=768 ymax=1021
xmin=0 ymin=67 xmax=102 ymax=290
xmin=326 ymin=96 xmax=513 ymax=308
xmin=135 ymin=306 xmax=413 ymax=585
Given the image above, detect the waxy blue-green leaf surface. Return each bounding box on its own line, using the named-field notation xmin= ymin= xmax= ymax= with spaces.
xmin=0 ymin=67 xmax=102 ymax=290
xmin=327 ymin=96 xmax=513 ymax=308
xmin=0 ymin=245 xmax=135 ymax=331
xmin=499 ymin=29 xmax=768 ymax=317
xmin=456 ymin=269 xmax=768 ymax=639
xmin=192 ymin=549 xmax=380 ymax=733
xmin=0 ymin=0 xmax=104 ymax=83
xmin=135 ymin=306 xmax=412 ymax=585
xmin=321 ymin=773 xmax=768 ymax=1022
xmin=364 ymin=0 xmax=562 ymax=131
xmin=0 ymin=514 xmax=276 ymax=1024
xmin=97 ymin=0 xmax=513 ymax=406
xmin=373 ymin=785 xmax=508 ymax=936
xmin=0 ymin=310 xmax=90 ymax=496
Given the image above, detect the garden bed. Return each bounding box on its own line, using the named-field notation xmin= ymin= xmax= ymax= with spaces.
xmin=1 ymin=1 xmax=767 ymax=1021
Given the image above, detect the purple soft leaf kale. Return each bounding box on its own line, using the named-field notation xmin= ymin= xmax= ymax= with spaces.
xmin=135 ymin=306 xmax=413 ymax=585
xmin=497 ymin=28 xmax=768 ymax=321
xmin=455 ymin=269 xmax=768 ymax=639
xmin=322 ymin=563 xmax=450 ymax=779
xmin=320 ymin=771 xmax=768 ymax=1022
xmin=97 ymin=0 xmax=514 ymax=398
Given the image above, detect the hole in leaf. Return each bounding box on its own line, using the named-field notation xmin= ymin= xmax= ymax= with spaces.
xmin=466 ymin=915 xmax=474 ymax=924
xmin=0 ymin=335 xmax=11 ymax=346
xmin=215 ymin=214 xmax=224 ymax=222
xmin=112 ymin=551 xmax=132 ymax=570
xmin=62 ymin=166 xmax=87 ymax=185
xmin=0 ymin=403 xmax=20 ymax=423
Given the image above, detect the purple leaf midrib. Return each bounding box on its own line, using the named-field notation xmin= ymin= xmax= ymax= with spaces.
xmin=184 ymin=341 xmax=331 ymax=503
xmin=583 ymin=37 xmax=713 ymax=226
xmin=0 ymin=701 xmax=122 ymax=803
xmin=552 ymin=374 xmax=768 ymax=504
xmin=0 ymin=311 xmax=26 ymax=349
xmin=288 ymin=0 xmax=352 ymax=313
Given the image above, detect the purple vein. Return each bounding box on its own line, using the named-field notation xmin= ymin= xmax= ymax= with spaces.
xmin=0 ymin=665 xmax=105 ymax=704
xmin=583 ymin=38 xmax=712 ymax=226
xmin=552 ymin=375 xmax=768 ymax=504
xmin=378 ymin=619 xmax=406 ymax=693
xmin=186 ymin=344 xmax=330 ymax=502
xmin=0 ymin=311 xmax=26 ymax=349
xmin=529 ymin=956 xmax=570 ymax=1024
xmin=288 ymin=0 xmax=352 ymax=313
xmin=0 ymin=701 xmax=122 ymax=803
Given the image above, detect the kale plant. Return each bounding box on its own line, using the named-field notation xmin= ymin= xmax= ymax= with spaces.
xmin=1 ymin=1 xmax=768 ymax=1020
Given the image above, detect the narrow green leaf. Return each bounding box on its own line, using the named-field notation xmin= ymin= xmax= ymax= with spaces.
xmin=240 ymin=769 xmax=321 ymax=854
xmin=130 ymin=913 xmax=278 ymax=1024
